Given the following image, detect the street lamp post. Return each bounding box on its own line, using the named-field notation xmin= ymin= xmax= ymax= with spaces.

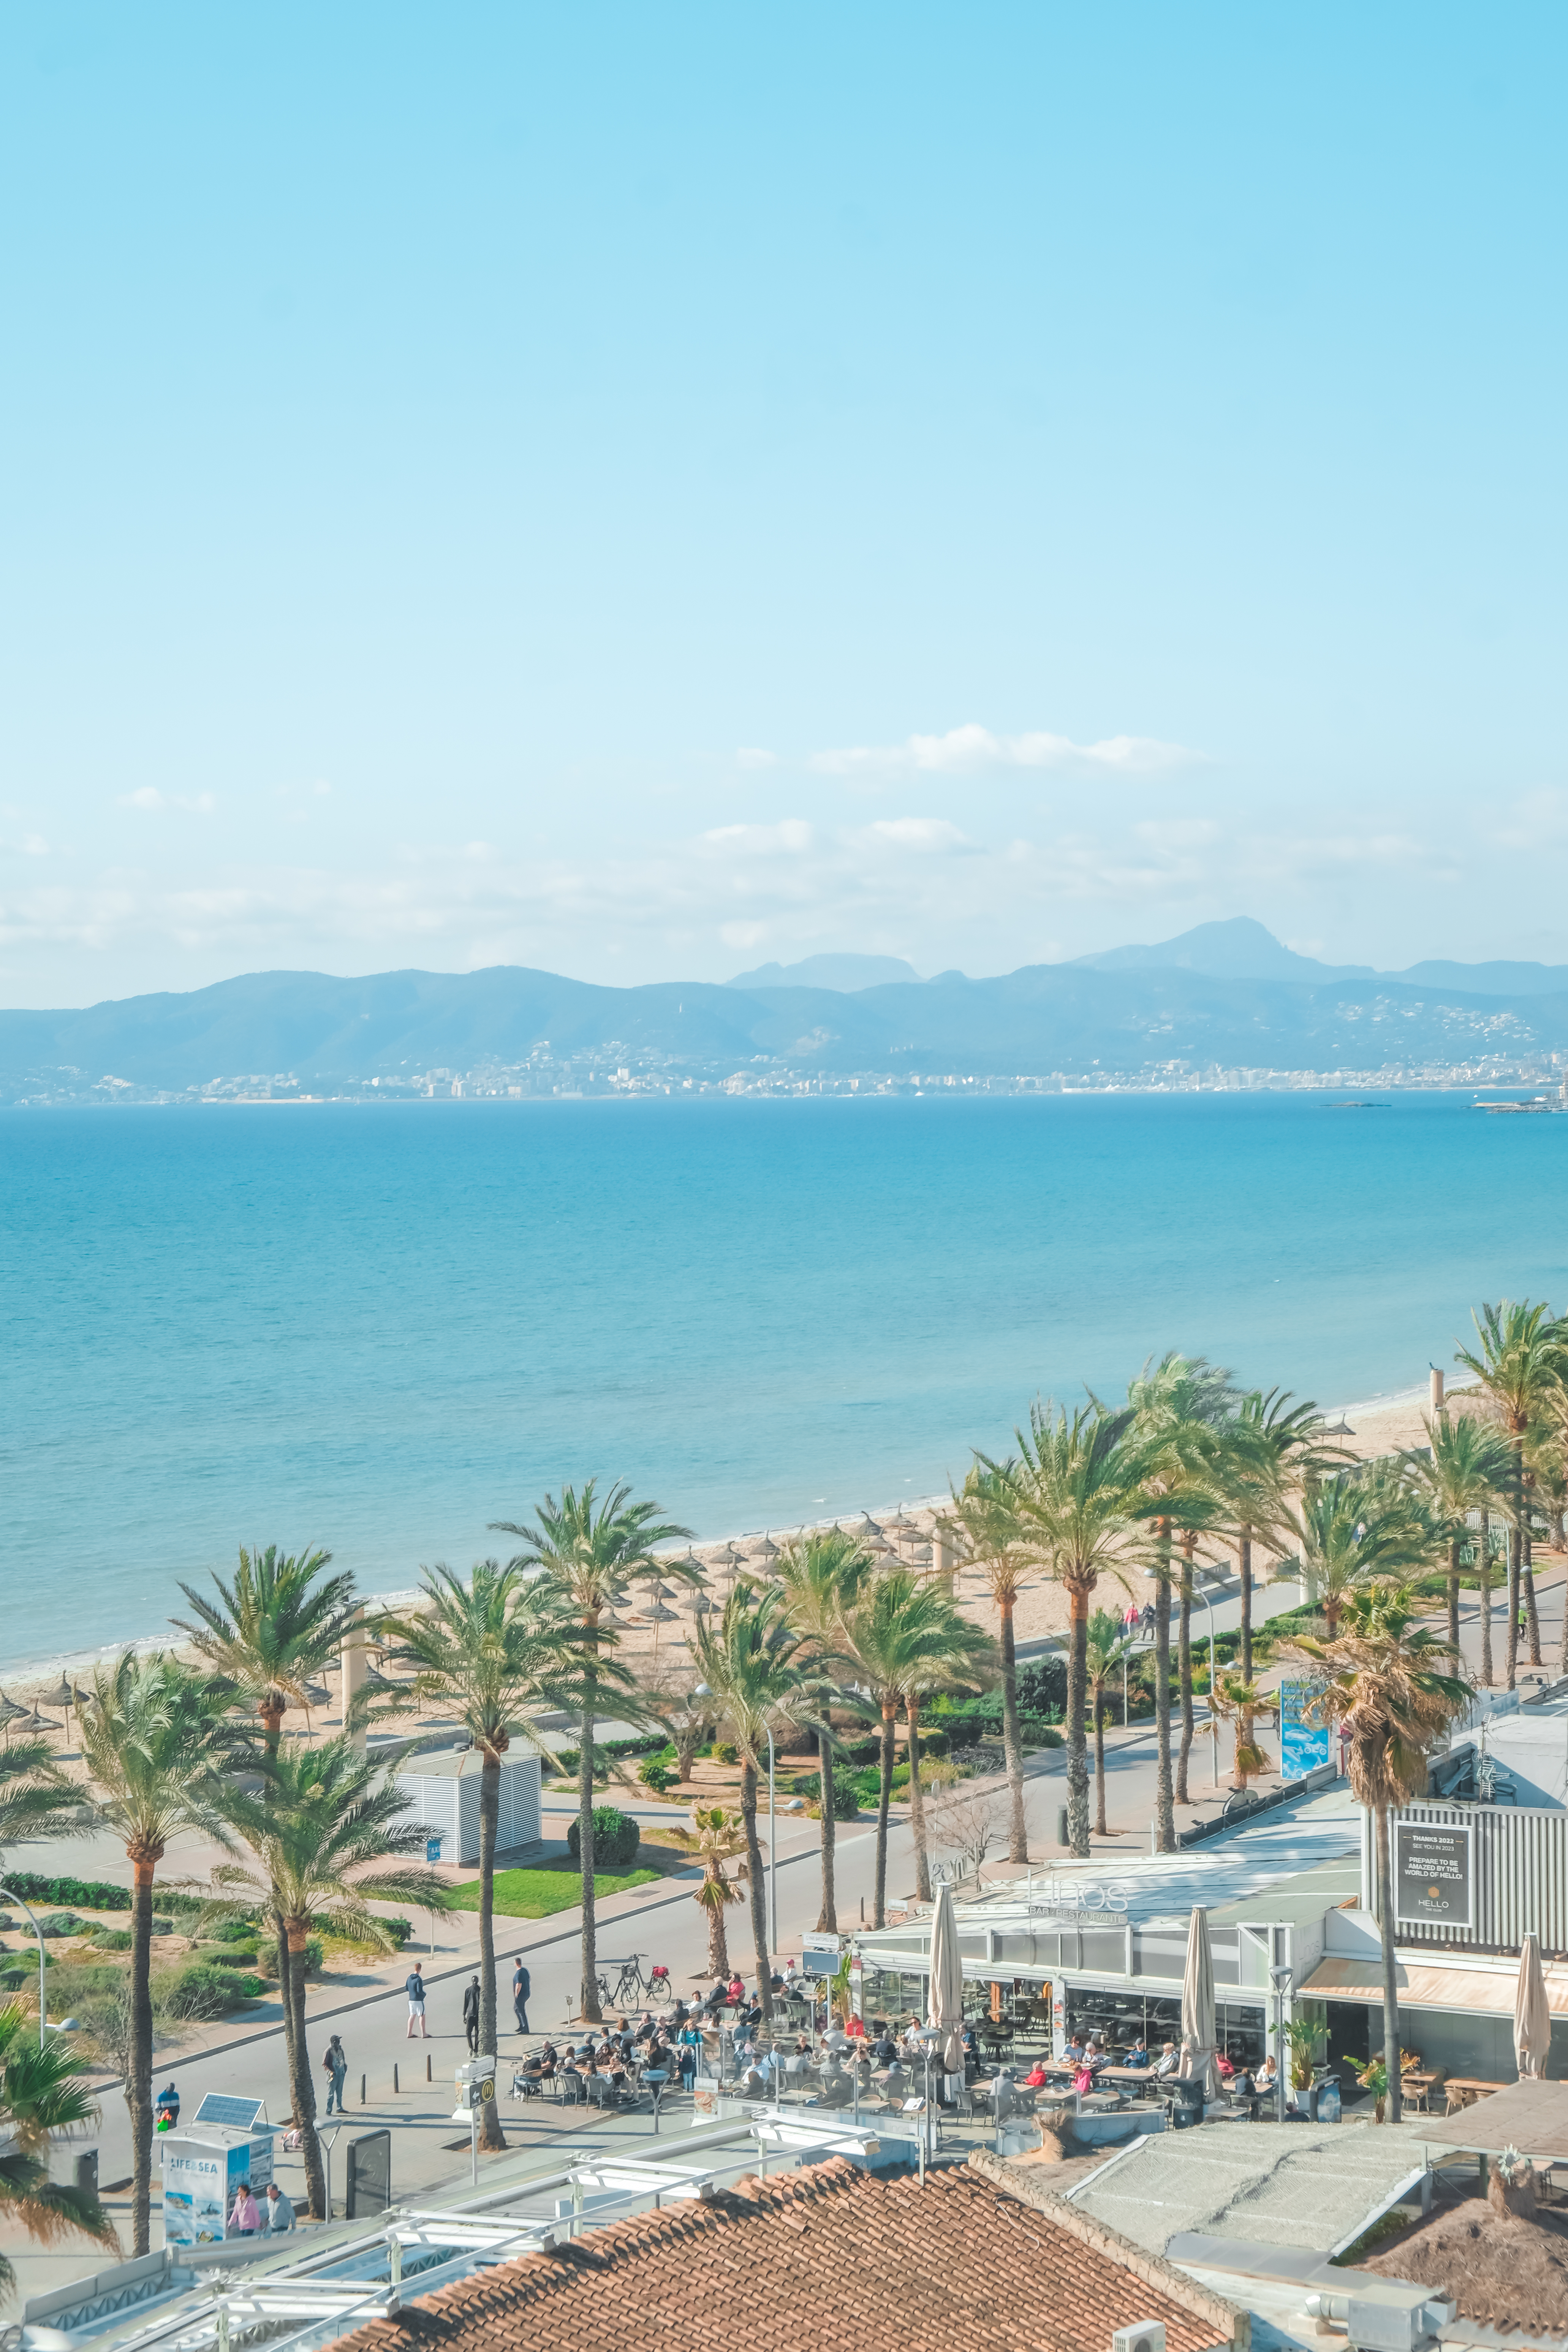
xmin=1269 ymin=1965 xmax=1293 ymax=2124
xmin=0 ymin=1879 xmax=56 ymax=2046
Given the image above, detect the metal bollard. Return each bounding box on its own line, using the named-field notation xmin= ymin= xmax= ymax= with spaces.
xmin=394 ymin=2064 xmax=399 ymax=2094
xmin=361 ymin=2073 xmax=367 ymax=2105
xmin=427 ymin=2053 xmax=432 ymax=2081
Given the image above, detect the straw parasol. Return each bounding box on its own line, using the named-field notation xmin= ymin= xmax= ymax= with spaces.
xmin=11 ymin=1709 xmax=60 ymax=1734
xmin=1515 ymin=1930 xmax=1552 ymax=2080
xmin=1179 ymin=1906 xmax=1220 ymax=2098
xmin=927 ymin=1879 xmax=966 ymax=2077
xmin=40 ymin=1676 xmax=76 ymax=1709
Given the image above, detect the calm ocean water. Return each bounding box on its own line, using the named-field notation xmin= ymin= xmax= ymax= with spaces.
xmin=3 ymin=1092 xmax=1565 ymax=1674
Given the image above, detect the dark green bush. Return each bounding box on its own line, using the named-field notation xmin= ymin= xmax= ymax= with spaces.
xmin=713 ymin=1741 xmax=739 ymax=1765
xmin=794 ymin=1770 xmax=861 ymax=1820
xmin=3 ymin=1873 xmax=131 ymax=1912
xmin=638 ymin=1757 xmax=678 ymax=1793
xmin=382 ymin=1917 xmax=414 ymax=1948
xmin=36 ymin=1912 xmax=84 ymax=1937
xmin=566 ymin=1806 xmax=641 ymax=1869
xmin=212 ymin=1917 xmax=262 ymax=1944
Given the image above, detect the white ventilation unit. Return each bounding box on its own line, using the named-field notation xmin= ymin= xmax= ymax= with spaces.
xmin=1112 ymin=2328 xmax=1166 ymax=2352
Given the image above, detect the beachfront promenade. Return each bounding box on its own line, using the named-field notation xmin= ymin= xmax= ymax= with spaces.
xmin=3 ymin=1557 xmax=1560 ymax=2301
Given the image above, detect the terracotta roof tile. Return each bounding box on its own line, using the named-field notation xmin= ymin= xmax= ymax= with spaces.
xmin=340 ymin=2157 xmax=1243 ymax=2352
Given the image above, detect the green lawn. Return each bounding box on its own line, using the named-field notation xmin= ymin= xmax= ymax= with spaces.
xmin=449 ymin=1865 xmax=659 ymax=1919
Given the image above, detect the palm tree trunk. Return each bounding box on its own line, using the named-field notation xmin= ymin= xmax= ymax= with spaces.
xmin=740 ymin=1758 xmax=772 ymax=2017
xmin=579 ymin=1655 xmax=601 ymax=2022
xmin=286 ymin=1926 xmax=325 ymax=2217
xmin=815 ymin=1725 xmax=837 ymax=1931
xmin=873 ymin=1700 xmax=896 ymax=1929
xmin=1524 ymin=1478 xmax=1542 ymax=1664
xmin=1506 ymin=1523 xmax=1521 ymax=1690
xmin=1446 ymin=1535 xmax=1461 ymax=1656
xmin=906 ymin=1695 xmax=931 ymax=1901
xmin=998 ymin=1591 xmax=1027 ymax=1863
xmin=259 ymin=1705 xmax=297 ymax=2096
xmin=1093 ymin=1688 xmax=1108 ymax=1836
xmin=1479 ymin=1508 xmax=1494 ymax=1685
xmin=1065 ymin=1585 xmax=1091 ymax=1858
xmin=1375 ymin=1804 xmax=1402 ymax=2126
xmin=1239 ymin=1529 xmax=1253 ymax=1683
xmin=704 ymin=1883 xmax=731 ymax=1977
xmin=127 ymin=1850 xmax=156 ymax=2257
xmin=476 ymin=1746 xmax=505 ymax=2150
xmin=1176 ymin=1547 xmax=1195 ymax=1807
xmin=1153 ymin=1528 xmax=1175 ymax=1852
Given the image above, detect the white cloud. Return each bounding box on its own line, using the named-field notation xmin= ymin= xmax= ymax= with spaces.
xmin=735 ymin=747 xmax=778 ymax=770
xmin=809 ymin=723 xmax=1201 ymax=779
xmin=118 ymin=787 xmax=216 ymax=814
xmin=860 ymin=817 xmax=976 ymax=853
xmin=2 ymin=833 xmax=50 ymax=857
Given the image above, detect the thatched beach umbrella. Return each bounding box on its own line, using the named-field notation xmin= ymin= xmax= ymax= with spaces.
xmin=11 ymin=1709 xmax=59 ymax=1735
xmin=1515 ymin=1930 xmax=1552 ymax=2079
xmin=1180 ymin=1906 xmax=1220 ymax=2099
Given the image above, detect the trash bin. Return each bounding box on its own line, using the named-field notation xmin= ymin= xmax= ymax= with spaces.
xmin=1057 ymin=1806 xmax=1070 ymax=1848
xmin=74 ymin=2151 xmax=98 ymax=2197
xmin=1169 ymin=2077 xmax=1204 ymax=2130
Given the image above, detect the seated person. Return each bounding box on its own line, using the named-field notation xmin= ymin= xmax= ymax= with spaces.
xmin=882 ymin=2060 xmax=908 ymax=2101
xmin=670 ymin=1997 xmax=689 ymax=2028
xmin=1124 ymin=2038 xmax=1149 ymax=2069
xmin=845 ymin=2013 xmax=867 ymax=2041
xmin=818 ymin=2068 xmax=853 ymax=2108
xmin=1023 ymin=2059 xmax=1051 ymax=2089
xmin=1064 ymin=2034 xmax=1087 ymax=2066
xmin=873 ymin=2030 xmax=899 ymax=2067
xmin=725 ymin=1972 xmax=745 ymax=2005
xmin=1215 ymin=2051 xmax=1236 ymax=2082
xmin=1154 ymin=2041 xmax=1181 ymax=2079
xmin=535 ymin=2042 xmax=559 ymax=2077
xmin=1072 ymin=2063 xmax=1095 ymax=2097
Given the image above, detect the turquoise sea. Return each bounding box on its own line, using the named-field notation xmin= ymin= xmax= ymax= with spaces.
xmin=3 ymin=1092 xmax=1565 ymax=1673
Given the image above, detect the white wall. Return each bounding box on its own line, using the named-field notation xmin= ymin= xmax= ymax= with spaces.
xmin=390 ymin=1753 xmax=542 ymax=1867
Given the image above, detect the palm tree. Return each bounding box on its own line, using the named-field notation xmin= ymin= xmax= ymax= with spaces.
xmin=494 ymin=1480 xmax=691 ymax=2022
xmin=1286 ymin=1473 xmax=1438 ymax=1638
xmin=1211 ymin=1671 xmax=1272 ymax=1790
xmin=1456 ymin=1300 xmax=1568 ymax=1681
xmin=377 ymin=1561 xmax=585 ymax=2149
xmin=980 ymin=1402 xmax=1144 ymax=1858
xmin=0 ymin=2000 xmax=116 ymax=2297
xmin=943 ymin=1461 xmax=1036 ymax=1863
xmin=1289 ymin=1583 xmax=1469 ymax=2125
xmin=842 ymin=1566 xmax=988 ymax=1923
xmin=898 ymin=1604 xmax=992 ymax=1904
xmin=0 ymin=1736 xmax=83 ymax=1852
xmin=173 ymin=1545 xmax=359 ymax=2047
xmin=689 ymin=1584 xmax=822 ymax=2018
xmin=1125 ymin=1357 xmax=1235 ymax=1842
xmin=687 ymin=1805 xmax=747 ymax=1977
xmin=775 ymin=1528 xmax=875 ymax=1930
xmin=1213 ymin=1389 xmax=1345 ymax=1681
xmin=215 ymin=1734 xmax=450 ymax=2218
xmin=1083 ymin=1609 xmax=1136 ymax=1836
xmin=1408 ymin=1413 xmax=1512 ymax=1660
xmin=75 ymin=1653 xmax=235 ymax=2254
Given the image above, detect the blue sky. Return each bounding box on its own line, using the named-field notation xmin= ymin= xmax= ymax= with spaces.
xmin=2 ymin=3 xmax=1565 ymax=1005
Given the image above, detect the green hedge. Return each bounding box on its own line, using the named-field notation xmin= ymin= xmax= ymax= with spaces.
xmin=554 ymin=1735 xmax=666 ymax=1776
xmin=566 ymin=1806 xmax=640 ymax=1869
xmin=4 ymin=1873 xmax=131 ymax=1912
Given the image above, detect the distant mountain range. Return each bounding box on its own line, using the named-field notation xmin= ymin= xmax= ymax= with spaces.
xmin=5 ymin=920 xmax=1568 ymax=1095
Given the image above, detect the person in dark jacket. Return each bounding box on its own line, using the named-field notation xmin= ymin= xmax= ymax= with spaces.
xmin=512 ymin=1957 xmax=531 ymax=2034
xmin=462 ymin=1974 xmax=482 ymax=2054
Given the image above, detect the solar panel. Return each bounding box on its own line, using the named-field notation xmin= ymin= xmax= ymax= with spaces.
xmin=191 ymin=2094 xmax=265 ymax=2131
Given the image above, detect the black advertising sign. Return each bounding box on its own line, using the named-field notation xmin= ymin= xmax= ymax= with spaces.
xmin=1394 ymin=1820 xmax=1473 ymax=1929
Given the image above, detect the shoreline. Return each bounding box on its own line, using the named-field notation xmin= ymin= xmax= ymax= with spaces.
xmin=0 ymin=1385 xmax=1481 ymax=1689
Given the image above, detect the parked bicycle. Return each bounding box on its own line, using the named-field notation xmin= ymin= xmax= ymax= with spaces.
xmin=595 ymin=1953 xmax=671 ymax=2009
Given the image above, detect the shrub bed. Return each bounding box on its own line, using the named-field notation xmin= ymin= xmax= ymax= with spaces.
xmin=565 ymin=1806 xmax=640 ymax=1869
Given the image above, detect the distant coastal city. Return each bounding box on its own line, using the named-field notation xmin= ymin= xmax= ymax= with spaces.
xmin=43 ymin=1049 xmax=1568 ymax=1107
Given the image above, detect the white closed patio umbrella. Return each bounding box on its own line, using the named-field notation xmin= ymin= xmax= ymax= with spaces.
xmin=1180 ymin=1906 xmax=1220 ymax=2099
xmin=1514 ymin=1931 xmax=1552 ymax=2080
xmin=928 ymin=1879 xmax=966 ymax=2079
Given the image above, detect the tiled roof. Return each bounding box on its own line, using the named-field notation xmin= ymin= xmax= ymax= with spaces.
xmin=341 ymin=2156 xmax=1245 ymax=2352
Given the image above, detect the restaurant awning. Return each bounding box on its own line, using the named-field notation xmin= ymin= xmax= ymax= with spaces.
xmin=1419 ymin=2080 xmax=1568 ymax=2161
xmin=1299 ymin=1956 xmax=1568 ymax=2017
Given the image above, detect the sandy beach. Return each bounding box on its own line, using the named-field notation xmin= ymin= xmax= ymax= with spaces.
xmin=0 ymin=1370 xmax=1505 ymax=1705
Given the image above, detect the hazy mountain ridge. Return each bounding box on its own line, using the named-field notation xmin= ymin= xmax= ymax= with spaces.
xmin=6 ymin=943 xmax=1568 ymax=1095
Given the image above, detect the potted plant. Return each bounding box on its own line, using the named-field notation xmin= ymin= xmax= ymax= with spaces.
xmin=1354 ymin=2055 xmax=1390 ymax=2123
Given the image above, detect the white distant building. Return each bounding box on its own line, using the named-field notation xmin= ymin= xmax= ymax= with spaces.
xmin=390 ymin=1747 xmax=543 ymax=1866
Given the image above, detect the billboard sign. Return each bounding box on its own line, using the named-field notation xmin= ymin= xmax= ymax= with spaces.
xmin=1394 ymin=1819 xmax=1474 ymax=1929
xmin=1279 ymin=1678 xmax=1331 ymax=1779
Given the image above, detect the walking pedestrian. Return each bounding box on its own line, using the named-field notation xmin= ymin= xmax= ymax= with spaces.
xmin=462 ymin=1972 xmax=482 ymax=2055
xmin=264 ymin=2183 xmax=296 ymax=2233
xmin=405 ymin=1963 xmax=429 ymax=2038
xmin=512 ymin=1956 xmax=531 ymax=2035
xmin=229 ymin=2181 xmax=261 ymax=2236
xmin=322 ymin=2033 xmax=348 ymax=2113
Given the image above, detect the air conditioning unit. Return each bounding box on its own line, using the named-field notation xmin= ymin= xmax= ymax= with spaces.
xmin=1112 ymin=2327 xmax=1166 ymax=2352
